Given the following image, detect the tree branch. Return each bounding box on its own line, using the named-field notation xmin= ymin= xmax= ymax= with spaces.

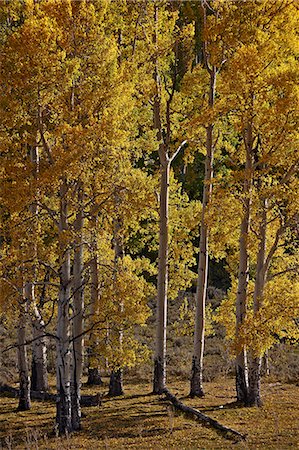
xmin=169 ymin=140 xmax=187 ymax=165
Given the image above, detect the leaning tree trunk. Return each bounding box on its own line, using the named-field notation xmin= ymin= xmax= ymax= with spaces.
xmin=17 ymin=299 xmax=31 ymax=411
xmin=56 ymin=180 xmax=72 ymax=434
xmin=70 ymin=184 xmax=84 ymax=430
xmin=190 ymin=64 xmax=216 ymax=398
xmin=235 ymin=122 xmax=254 ymax=404
xmin=247 ymin=197 xmax=267 ymax=407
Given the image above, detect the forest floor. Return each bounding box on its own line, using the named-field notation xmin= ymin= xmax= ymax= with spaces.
xmin=0 ymin=376 xmax=298 ymax=449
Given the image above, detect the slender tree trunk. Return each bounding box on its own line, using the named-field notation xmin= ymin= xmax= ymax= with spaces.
xmin=17 ymin=299 xmax=31 ymax=411
xmin=235 ymin=209 xmax=250 ymax=403
xmin=86 ymin=214 xmax=102 ymax=386
xmin=29 ymin=144 xmax=49 ymax=392
xmin=71 ymin=184 xmax=84 ymax=430
xmin=108 ymin=212 xmax=124 ymax=397
xmin=56 ymin=180 xmax=72 ymax=434
xmin=190 ymin=66 xmax=216 ymax=398
xmin=263 ymin=351 xmax=270 ymax=376
xmin=153 ymin=160 xmax=170 ymax=394
xmin=247 ymin=198 xmax=267 ymax=407
xmin=152 ymin=4 xmax=171 ymax=394
xmin=235 ymin=122 xmax=254 ymax=404
xmin=31 ymin=305 xmax=48 ymax=392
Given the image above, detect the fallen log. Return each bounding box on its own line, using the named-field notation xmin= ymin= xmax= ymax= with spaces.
xmin=0 ymin=384 xmax=101 ymax=407
xmin=163 ymin=388 xmax=246 ymax=441
xmin=0 ymin=384 xmax=18 ymax=397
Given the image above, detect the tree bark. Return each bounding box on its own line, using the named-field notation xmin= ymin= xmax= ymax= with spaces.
xmin=152 ymin=4 xmax=171 ymax=394
xmin=154 ymin=160 xmax=170 ymax=394
xmin=70 ymin=183 xmax=84 ymax=430
xmin=190 ymin=64 xmax=216 ymax=398
xmin=235 ymin=206 xmax=250 ymax=403
xmin=56 ymin=179 xmax=72 ymax=434
xmin=31 ymin=305 xmax=48 ymax=392
xmin=17 ymin=301 xmax=31 ymax=411
xmin=29 ymin=144 xmax=49 ymax=392
xmin=163 ymin=388 xmax=246 ymax=441
xmin=235 ymin=122 xmax=254 ymax=404
xmin=86 ymin=211 xmax=103 ymax=385
xmin=108 ymin=210 xmax=125 ymax=397
xmin=263 ymin=351 xmax=270 ymax=376
xmin=247 ymin=197 xmax=267 ymax=407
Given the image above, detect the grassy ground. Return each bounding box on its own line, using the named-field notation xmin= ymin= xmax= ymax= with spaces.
xmin=0 ymin=377 xmax=298 ymax=449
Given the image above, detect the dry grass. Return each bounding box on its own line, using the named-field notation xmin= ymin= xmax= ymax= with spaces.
xmin=0 ymin=377 xmax=298 ymax=449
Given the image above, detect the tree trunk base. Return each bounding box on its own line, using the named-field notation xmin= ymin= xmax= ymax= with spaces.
xmin=247 ymin=357 xmax=262 ymax=407
xmin=236 ymin=364 xmax=248 ymax=404
xmin=190 ymin=357 xmax=204 ymax=398
xmin=153 ymin=357 xmax=165 ymax=394
xmin=246 ymin=396 xmax=263 ymax=407
xmin=56 ymin=387 xmax=72 ymax=435
xmin=18 ymin=377 xmax=31 ymax=411
xmin=18 ymin=398 xmax=31 ymax=411
xmin=189 ymin=388 xmax=205 ymax=398
xmin=31 ymin=360 xmax=48 ymax=392
xmin=71 ymin=384 xmax=81 ymax=431
xmin=108 ymin=369 xmax=123 ymax=397
xmin=86 ymin=368 xmax=103 ymax=386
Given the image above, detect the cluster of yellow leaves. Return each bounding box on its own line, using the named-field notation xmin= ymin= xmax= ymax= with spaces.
xmin=173 ymin=297 xmax=215 ymax=338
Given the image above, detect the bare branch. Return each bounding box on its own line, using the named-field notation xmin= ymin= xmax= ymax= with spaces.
xmin=268 ymin=265 xmax=299 ymax=281
xmin=169 ymin=140 xmax=188 ymax=165
xmin=3 ymin=332 xmax=58 ymax=352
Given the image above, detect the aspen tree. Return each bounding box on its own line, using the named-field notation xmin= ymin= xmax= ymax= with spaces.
xmin=86 ymin=204 xmax=102 ymax=386
xmin=151 ymin=2 xmax=190 ymax=394
xmin=209 ymin=0 xmax=299 ymax=404
xmin=70 ymin=183 xmax=85 ymax=430
xmin=29 ymin=144 xmax=49 ymax=393
xmin=0 ymin=0 xmax=131 ymax=433
xmin=189 ymin=0 xmax=226 ymax=398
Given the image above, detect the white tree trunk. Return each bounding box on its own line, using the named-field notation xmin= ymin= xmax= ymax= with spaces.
xmin=152 ymin=5 xmax=170 ymax=394
xmin=235 ymin=122 xmax=254 ymax=404
xmin=29 ymin=144 xmax=49 ymax=392
xmin=87 ymin=214 xmax=102 ymax=386
xmin=153 ymin=160 xmax=170 ymax=394
xmin=190 ymin=66 xmax=216 ymax=398
xmin=248 ymin=198 xmax=267 ymax=406
xmin=71 ymin=184 xmax=84 ymax=430
xmin=235 ymin=208 xmax=250 ymax=403
xmin=56 ymin=180 xmax=72 ymax=434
